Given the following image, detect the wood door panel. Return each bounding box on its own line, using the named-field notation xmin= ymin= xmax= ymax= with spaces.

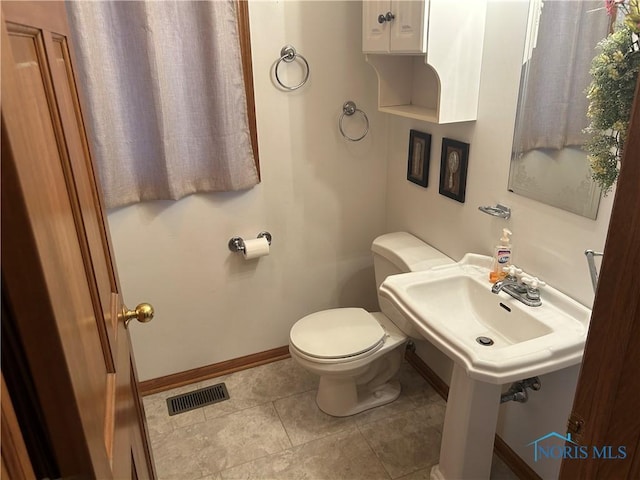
xmin=4 ymin=21 xmax=110 ymax=414
xmin=3 ymin=18 xmax=111 ymax=472
xmin=46 ymin=30 xmax=118 ymax=367
xmin=48 ymin=33 xmax=118 ymax=322
xmin=2 ymin=2 xmax=155 ymax=478
xmin=559 ymin=70 xmax=640 ymax=479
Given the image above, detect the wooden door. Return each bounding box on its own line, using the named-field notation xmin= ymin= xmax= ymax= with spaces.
xmin=1 ymin=2 xmax=155 ymax=478
xmin=559 ymin=74 xmax=640 ymax=476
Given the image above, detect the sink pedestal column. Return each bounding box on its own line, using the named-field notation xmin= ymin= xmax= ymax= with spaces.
xmin=431 ymin=364 xmax=502 ymax=480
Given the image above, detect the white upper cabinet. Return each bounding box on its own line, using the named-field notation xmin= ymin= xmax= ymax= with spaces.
xmin=363 ymin=0 xmax=487 ymax=124
xmin=363 ymin=1 xmax=428 ymax=54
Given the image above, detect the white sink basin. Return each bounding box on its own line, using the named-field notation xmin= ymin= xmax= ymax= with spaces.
xmin=380 ymin=254 xmax=591 ymax=384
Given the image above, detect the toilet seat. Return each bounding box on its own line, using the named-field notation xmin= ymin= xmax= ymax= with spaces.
xmin=290 ymin=308 xmax=386 ymax=360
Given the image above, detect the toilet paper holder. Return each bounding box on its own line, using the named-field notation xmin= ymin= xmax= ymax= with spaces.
xmin=228 ymin=231 xmax=272 ymax=253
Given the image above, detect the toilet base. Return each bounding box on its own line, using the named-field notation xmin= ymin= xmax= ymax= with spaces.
xmin=316 ymin=379 xmax=401 ymax=417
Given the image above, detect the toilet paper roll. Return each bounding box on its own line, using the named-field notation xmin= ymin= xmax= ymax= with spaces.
xmin=242 ymin=237 xmax=270 ymax=260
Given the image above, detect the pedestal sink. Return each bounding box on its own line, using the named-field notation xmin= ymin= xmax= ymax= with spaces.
xmin=379 ymin=254 xmax=591 ymax=480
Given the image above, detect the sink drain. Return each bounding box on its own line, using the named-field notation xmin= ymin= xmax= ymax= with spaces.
xmin=476 ymin=336 xmax=494 ymax=346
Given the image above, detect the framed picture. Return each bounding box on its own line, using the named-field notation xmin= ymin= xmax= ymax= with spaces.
xmin=439 ymin=138 xmax=470 ymax=203
xmin=407 ymin=130 xmax=431 ymax=187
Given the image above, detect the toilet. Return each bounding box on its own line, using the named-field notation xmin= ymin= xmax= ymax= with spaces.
xmin=289 ymin=232 xmax=453 ymax=417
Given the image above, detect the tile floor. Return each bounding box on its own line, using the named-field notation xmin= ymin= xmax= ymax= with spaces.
xmin=143 ymin=358 xmax=519 ymax=480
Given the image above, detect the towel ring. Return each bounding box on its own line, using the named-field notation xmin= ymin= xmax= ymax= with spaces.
xmin=339 ymin=101 xmax=369 ymax=142
xmin=275 ymin=45 xmax=310 ymax=91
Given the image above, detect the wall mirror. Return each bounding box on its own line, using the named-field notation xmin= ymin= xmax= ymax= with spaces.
xmin=508 ymin=0 xmax=609 ymax=219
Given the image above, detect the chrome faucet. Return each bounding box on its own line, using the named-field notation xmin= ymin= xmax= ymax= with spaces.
xmin=491 ymin=276 xmax=524 ymax=294
xmin=491 ymin=267 xmax=545 ymax=307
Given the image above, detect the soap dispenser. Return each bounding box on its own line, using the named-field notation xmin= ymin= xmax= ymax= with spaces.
xmin=489 ymin=228 xmax=513 ymax=282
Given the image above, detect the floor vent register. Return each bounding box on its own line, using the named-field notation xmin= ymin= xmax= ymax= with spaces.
xmin=166 ymin=383 xmax=230 ymax=416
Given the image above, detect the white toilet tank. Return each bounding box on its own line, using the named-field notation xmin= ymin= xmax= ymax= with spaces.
xmin=371 ymin=233 xmax=454 ymax=333
xmin=372 ymin=232 xmax=453 ymax=287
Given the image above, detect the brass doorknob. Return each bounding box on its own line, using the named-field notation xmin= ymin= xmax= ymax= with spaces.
xmin=122 ymin=303 xmax=154 ymax=328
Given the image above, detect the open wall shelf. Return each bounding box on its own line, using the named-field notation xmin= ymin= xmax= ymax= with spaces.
xmin=364 ymin=1 xmax=487 ymax=124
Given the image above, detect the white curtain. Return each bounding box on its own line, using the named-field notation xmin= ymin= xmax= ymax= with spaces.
xmin=67 ymin=0 xmax=259 ymax=209
xmin=513 ymin=1 xmax=609 ymax=153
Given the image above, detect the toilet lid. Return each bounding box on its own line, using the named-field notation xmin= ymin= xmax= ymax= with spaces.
xmin=290 ymin=308 xmax=386 ymax=359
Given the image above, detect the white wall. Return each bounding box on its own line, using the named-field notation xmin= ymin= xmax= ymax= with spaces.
xmin=108 ymin=1 xmax=389 ymax=382
xmin=106 ymin=1 xmax=614 ymax=479
xmin=384 ymin=2 xmax=614 ymax=478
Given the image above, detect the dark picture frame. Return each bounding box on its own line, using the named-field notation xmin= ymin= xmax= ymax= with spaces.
xmin=407 ymin=130 xmax=431 ymax=187
xmin=439 ymin=138 xmax=470 ymax=203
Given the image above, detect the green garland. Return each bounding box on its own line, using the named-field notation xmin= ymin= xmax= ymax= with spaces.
xmin=584 ymin=21 xmax=640 ymax=194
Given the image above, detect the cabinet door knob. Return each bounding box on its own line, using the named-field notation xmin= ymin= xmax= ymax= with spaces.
xmin=378 ymin=11 xmax=395 ymax=24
